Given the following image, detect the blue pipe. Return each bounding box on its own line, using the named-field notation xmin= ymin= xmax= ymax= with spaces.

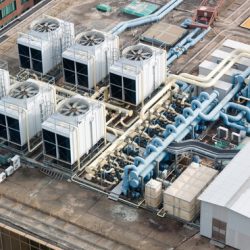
xmin=199 ymin=68 xmax=250 ymax=121
xmin=167 ymin=28 xmax=200 ymax=59
xmin=167 ymin=27 xmax=211 ymax=66
xmin=122 ymin=91 xmax=219 ymax=195
xmin=110 ymin=0 xmax=183 ymax=35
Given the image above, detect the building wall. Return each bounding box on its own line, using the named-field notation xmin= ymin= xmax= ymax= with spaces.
xmin=200 ymin=201 xmax=250 ymax=250
xmin=0 ymin=0 xmax=34 ymax=27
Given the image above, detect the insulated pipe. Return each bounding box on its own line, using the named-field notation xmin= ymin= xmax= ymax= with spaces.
xmin=170 ymin=52 xmax=250 ymax=88
xmin=198 ymin=67 xmax=250 ymax=121
xmin=167 ymin=28 xmax=200 ymax=59
xmin=122 ymin=91 xmax=219 ymax=194
xmin=198 ymin=82 xmax=242 ymax=121
xmin=140 ymin=82 xmax=179 ymax=119
xmin=110 ymin=0 xmax=183 ymax=35
xmin=223 ymin=102 xmax=250 ymax=122
xmin=55 ymin=85 xmax=133 ymax=116
xmin=167 ymin=27 xmax=211 ymax=66
xmin=180 ymin=49 xmax=250 ymax=83
xmin=220 ymin=112 xmax=250 ymax=133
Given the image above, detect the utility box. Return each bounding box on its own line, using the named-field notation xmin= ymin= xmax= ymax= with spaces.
xmin=163 ymin=164 xmax=218 ymax=221
xmin=145 ymin=179 xmax=162 ymax=208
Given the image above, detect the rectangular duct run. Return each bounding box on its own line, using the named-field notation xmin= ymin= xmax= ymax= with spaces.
xmin=62 ymin=30 xmax=119 ymax=90
xmin=109 ymin=43 xmax=166 ymax=106
xmin=42 ymin=95 xmax=106 ymax=167
xmin=17 ymin=15 xmax=75 ymax=75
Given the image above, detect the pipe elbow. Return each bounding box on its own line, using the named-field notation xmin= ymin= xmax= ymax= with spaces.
xmin=175 ymin=114 xmax=186 ymax=126
xmin=191 ymin=100 xmax=202 ymax=110
xmin=152 ymin=137 xmax=164 ymax=147
xmin=183 ymin=107 xmax=194 ymax=117
xmin=134 ymin=156 xmax=145 ymax=166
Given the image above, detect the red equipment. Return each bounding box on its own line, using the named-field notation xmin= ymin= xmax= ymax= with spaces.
xmin=190 ymin=0 xmax=224 ymax=29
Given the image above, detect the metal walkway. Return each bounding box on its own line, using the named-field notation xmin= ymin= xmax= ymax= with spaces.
xmin=167 ymin=140 xmax=239 ymax=160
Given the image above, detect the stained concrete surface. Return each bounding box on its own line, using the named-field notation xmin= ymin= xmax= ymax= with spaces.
xmin=0 ymin=168 xmax=234 ymax=250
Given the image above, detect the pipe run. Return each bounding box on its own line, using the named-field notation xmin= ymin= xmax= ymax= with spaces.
xmin=110 ymin=0 xmax=183 ymax=35
xmin=167 ymin=27 xmax=211 ymax=66
xmin=122 ymin=90 xmax=219 ymax=195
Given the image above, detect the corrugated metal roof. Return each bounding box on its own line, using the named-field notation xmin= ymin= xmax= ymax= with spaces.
xmin=199 ymin=142 xmax=250 ymax=218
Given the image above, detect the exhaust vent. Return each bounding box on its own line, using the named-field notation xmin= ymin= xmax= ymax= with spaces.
xmin=59 ymin=99 xmax=89 ymax=116
xmin=77 ymin=31 xmax=105 ymax=46
xmin=9 ymin=82 xmax=39 ymax=99
xmin=32 ymin=19 xmax=60 ymax=33
xmin=125 ymin=45 xmax=152 ymax=61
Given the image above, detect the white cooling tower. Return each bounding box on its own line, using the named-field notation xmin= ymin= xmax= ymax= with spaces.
xmin=109 ymin=43 xmax=166 ymax=106
xmin=17 ymin=16 xmax=75 ymax=74
xmin=62 ymin=30 xmax=119 ymax=89
xmin=42 ymin=96 xmax=106 ymax=166
xmin=0 ymin=79 xmax=56 ymax=146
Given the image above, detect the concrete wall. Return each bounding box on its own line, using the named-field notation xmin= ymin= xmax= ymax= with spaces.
xmin=200 ymin=201 xmax=250 ymax=250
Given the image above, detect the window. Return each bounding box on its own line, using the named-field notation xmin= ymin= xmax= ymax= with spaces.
xmin=21 ymin=0 xmax=29 ymax=4
xmin=0 ymin=1 xmax=16 ymax=19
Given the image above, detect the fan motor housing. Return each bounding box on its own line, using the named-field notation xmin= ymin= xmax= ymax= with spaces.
xmin=0 ymin=79 xmax=56 ymax=146
xmin=109 ymin=43 xmax=166 ymax=106
xmin=62 ymin=29 xmax=119 ymax=90
xmin=42 ymin=96 xmax=106 ymax=167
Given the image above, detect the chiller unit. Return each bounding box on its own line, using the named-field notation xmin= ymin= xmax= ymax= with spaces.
xmin=42 ymin=96 xmax=106 ymax=167
xmin=62 ymin=30 xmax=119 ymax=89
xmin=0 ymin=69 xmax=10 ymax=98
xmin=0 ymin=79 xmax=56 ymax=146
xmin=109 ymin=43 xmax=166 ymax=106
xmin=17 ymin=15 xmax=75 ymax=74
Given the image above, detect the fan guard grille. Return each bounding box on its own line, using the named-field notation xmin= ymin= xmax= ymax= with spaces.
xmin=10 ymin=82 xmax=39 ymax=99
xmin=59 ymin=99 xmax=89 ymax=117
xmin=125 ymin=45 xmax=153 ymax=61
xmin=32 ymin=19 xmax=60 ymax=33
xmin=77 ymin=31 xmax=105 ymax=46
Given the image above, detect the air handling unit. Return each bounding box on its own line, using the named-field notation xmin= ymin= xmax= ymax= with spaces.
xmin=42 ymin=96 xmax=105 ymax=169
xmin=17 ymin=15 xmax=75 ymax=74
xmin=0 ymin=79 xmax=56 ymax=147
xmin=109 ymin=43 xmax=166 ymax=105
xmin=62 ymin=30 xmax=119 ymax=89
xmin=0 ymin=69 xmax=10 ymax=98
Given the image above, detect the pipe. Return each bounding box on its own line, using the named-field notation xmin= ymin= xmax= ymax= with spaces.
xmin=169 ymin=52 xmax=250 ymax=88
xmin=55 ymin=85 xmax=133 ymax=116
xmin=179 ymin=49 xmax=250 ymax=84
xmin=198 ymin=67 xmax=250 ymax=121
xmin=122 ymin=91 xmax=219 ymax=194
xmin=167 ymin=27 xmax=211 ymax=66
xmin=110 ymin=0 xmax=183 ymax=35
xmin=140 ymin=82 xmax=178 ymax=119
